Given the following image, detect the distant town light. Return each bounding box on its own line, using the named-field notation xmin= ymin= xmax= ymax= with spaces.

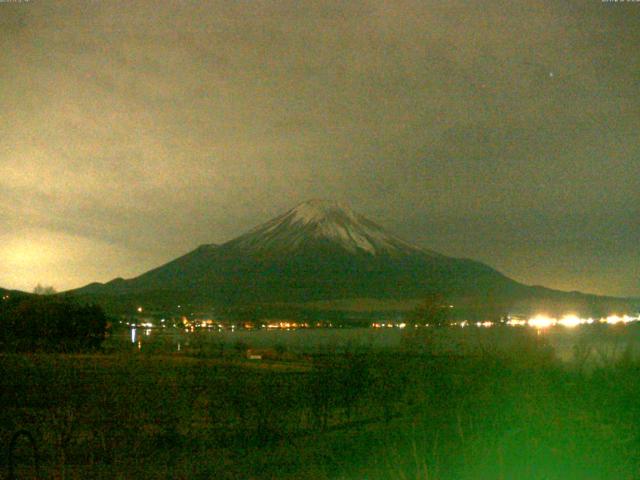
xmin=475 ymin=321 xmax=493 ymax=328
xmin=604 ymin=314 xmax=635 ymax=325
xmin=507 ymin=318 xmax=527 ymax=327
xmin=605 ymin=315 xmax=623 ymax=325
xmin=136 ymin=306 xmax=143 ymax=313
xmin=528 ymin=315 xmax=556 ymax=329
xmin=558 ymin=314 xmax=581 ymax=328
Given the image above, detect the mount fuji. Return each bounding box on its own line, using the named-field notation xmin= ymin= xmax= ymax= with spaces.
xmin=223 ymin=199 xmax=437 ymax=257
xmin=69 ymin=200 xmax=632 ymax=316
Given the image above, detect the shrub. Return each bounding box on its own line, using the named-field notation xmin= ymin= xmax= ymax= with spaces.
xmin=0 ymin=296 xmax=108 ymax=352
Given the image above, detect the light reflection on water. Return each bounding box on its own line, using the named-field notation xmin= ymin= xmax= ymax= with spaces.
xmin=117 ymin=323 xmax=640 ymax=364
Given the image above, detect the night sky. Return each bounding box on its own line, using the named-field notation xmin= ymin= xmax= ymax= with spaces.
xmin=1 ymin=1 xmax=638 ymax=297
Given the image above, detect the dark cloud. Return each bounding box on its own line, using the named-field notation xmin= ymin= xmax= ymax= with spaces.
xmin=0 ymin=0 xmax=638 ymax=296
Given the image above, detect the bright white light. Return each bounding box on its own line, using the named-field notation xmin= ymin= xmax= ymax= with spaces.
xmin=528 ymin=315 xmax=556 ymax=329
xmin=507 ymin=313 xmax=637 ymax=329
xmin=605 ymin=315 xmax=624 ymax=325
xmin=131 ymin=328 xmax=136 ymax=343
xmin=558 ymin=314 xmax=581 ymax=328
xmin=604 ymin=314 xmax=637 ymax=325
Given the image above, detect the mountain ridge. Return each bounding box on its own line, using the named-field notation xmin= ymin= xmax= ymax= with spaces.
xmin=67 ymin=200 xmax=636 ymax=316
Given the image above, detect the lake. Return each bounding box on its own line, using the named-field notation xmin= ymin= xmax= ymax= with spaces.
xmin=112 ymin=322 xmax=640 ymax=365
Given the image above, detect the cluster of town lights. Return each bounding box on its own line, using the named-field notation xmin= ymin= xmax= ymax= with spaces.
xmin=372 ymin=314 xmax=639 ymax=330
xmin=131 ymin=305 xmax=637 ymax=332
xmin=502 ymin=313 xmax=639 ymax=329
xmin=520 ymin=313 xmax=638 ymax=329
xmin=266 ymin=321 xmax=309 ymax=330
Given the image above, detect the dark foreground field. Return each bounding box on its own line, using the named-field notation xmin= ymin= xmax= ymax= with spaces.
xmin=2 ymin=330 xmax=640 ymax=479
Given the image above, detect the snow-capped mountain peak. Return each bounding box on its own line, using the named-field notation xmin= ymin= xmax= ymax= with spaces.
xmin=288 ymin=199 xmax=359 ymax=225
xmin=226 ymin=199 xmax=435 ymax=256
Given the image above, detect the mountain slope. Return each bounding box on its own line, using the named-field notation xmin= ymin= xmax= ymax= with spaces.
xmin=68 ymin=200 xmax=634 ymax=315
xmin=0 ymin=287 xmax=31 ymax=303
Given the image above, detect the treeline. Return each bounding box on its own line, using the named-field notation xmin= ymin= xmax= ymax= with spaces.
xmin=0 ymin=351 xmax=426 ymax=474
xmin=5 ymin=342 xmax=640 ymax=479
xmin=0 ymin=295 xmax=108 ymax=352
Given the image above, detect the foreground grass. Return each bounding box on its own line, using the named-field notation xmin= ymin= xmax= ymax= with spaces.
xmin=2 ymin=332 xmax=640 ymax=479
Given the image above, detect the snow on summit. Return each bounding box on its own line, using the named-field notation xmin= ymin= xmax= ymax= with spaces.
xmin=227 ymin=199 xmax=434 ymax=256
xmin=288 ymin=199 xmax=360 ymax=225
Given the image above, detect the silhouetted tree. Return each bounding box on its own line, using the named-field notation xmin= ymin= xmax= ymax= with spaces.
xmin=339 ymin=353 xmax=370 ymax=420
xmin=0 ymin=296 xmax=108 ymax=351
xmin=33 ymin=284 xmax=57 ymax=295
xmin=408 ymin=293 xmax=451 ymax=327
xmin=308 ymin=359 xmax=341 ymax=430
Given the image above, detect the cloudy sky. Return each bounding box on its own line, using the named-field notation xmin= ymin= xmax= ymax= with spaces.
xmin=0 ymin=0 xmax=638 ymax=297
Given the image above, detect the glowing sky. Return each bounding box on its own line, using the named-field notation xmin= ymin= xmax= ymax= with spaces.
xmin=1 ymin=1 xmax=638 ymax=296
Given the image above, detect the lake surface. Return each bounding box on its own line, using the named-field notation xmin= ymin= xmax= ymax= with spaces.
xmin=111 ymin=323 xmax=640 ymax=364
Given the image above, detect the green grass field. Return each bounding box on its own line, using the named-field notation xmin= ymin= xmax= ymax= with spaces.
xmin=2 ymin=330 xmax=640 ymax=479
